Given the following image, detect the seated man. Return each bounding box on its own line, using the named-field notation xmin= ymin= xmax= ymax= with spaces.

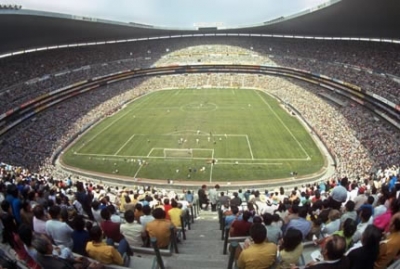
xmin=120 ymin=210 xmax=143 ymax=247
xmin=167 ymin=199 xmax=183 ymax=228
xmin=32 ymin=236 xmax=101 ymax=269
xmin=86 ymin=226 xmax=126 ymax=266
xmin=146 ymin=208 xmax=172 ymax=249
xmin=237 ymin=223 xmax=277 ymax=269
xmin=45 ymin=205 xmax=74 ymax=248
xmin=306 ymin=234 xmax=349 ymax=269
xmin=230 ymin=211 xmax=252 ymax=237
xmin=285 ymin=206 xmax=312 ymax=240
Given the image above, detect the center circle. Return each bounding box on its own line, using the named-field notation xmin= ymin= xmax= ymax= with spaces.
xmin=181 ymin=102 xmax=217 ymax=112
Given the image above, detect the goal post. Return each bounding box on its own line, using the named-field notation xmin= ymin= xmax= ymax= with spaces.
xmin=163 ymin=148 xmax=214 ymax=159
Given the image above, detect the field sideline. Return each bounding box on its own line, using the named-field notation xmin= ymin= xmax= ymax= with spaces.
xmin=62 ymin=88 xmax=325 ymax=182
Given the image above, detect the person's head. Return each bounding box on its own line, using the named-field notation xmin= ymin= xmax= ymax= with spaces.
xmin=171 ymin=199 xmax=178 ymax=208
xmin=92 ymin=200 xmax=100 ymax=210
xmin=33 ymin=205 xmax=45 ymax=219
xmin=233 ymin=192 xmax=238 ymax=198
xmin=135 ymin=203 xmax=143 ymax=211
xmin=250 ymin=223 xmax=267 ymax=244
xmin=142 ymin=204 xmax=151 ymax=216
xmin=328 ymin=210 xmax=341 ymax=221
xmin=367 ymin=196 xmax=374 ymax=205
xmin=89 ymin=225 xmax=103 ymax=242
xmin=322 ymin=235 xmax=346 ymax=261
xmin=252 ymin=216 xmax=263 ymax=224
xmin=298 ymin=206 xmax=308 ymax=219
xmin=345 ymin=200 xmax=355 ymax=212
xmin=21 ymin=201 xmax=31 ymax=212
xmin=73 ymin=215 xmax=86 ymax=231
xmin=1 ymin=200 xmax=11 ymax=213
xmin=201 ymin=184 xmax=207 ymax=190
xmin=362 ymin=225 xmax=382 ymax=248
xmin=262 ymin=213 xmax=273 ymax=226
xmin=361 ymin=225 xmax=382 ymax=259
xmin=215 ymin=184 xmax=220 ymax=190
xmin=231 ymin=206 xmax=239 ymax=215
xmin=32 ymin=237 xmax=53 ymax=255
xmin=342 ymin=218 xmax=357 ymax=238
xmin=100 ymin=208 xmax=111 ymax=220
xmin=124 ymin=210 xmax=135 ymax=224
xmin=359 ymin=207 xmax=372 ymax=223
xmin=164 ymin=198 xmax=170 ymax=205
xmin=106 ymin=204 xmax=116 ymax=215
xmin=48 ymin=205 xmax=61 ymax=220
xmin=153 ymin=208 xmax=166 ymax=219
xmin=314 ymin=190 xmax=321 ymax=199
xmin=389 ymin=212 xmax=400 ymax=233
xmin=18 ymin=224 xmax=33 ymax=247
xmin=242 ymin=211 xmax=252 ymax=222
xmin=125 ymin=195 xmax=131 ymax=204
xmin=282 ymin=228 xmax=303 ymax=252
xmin=291 ymin=204 xmax=299 ymax=214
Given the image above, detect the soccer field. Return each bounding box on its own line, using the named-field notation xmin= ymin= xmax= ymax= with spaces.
xmin=62 ymin=88 xmax=325 ymax=182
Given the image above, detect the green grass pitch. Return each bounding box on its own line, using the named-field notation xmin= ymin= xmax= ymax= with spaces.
xmin=62 ymin=88 xmax=325 ymax=182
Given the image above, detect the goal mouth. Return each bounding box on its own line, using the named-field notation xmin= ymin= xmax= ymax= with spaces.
xmin=163 ymin=148 xmax=214 ymax=159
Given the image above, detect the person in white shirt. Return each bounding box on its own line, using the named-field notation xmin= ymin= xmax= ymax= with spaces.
xmin=321 ymin=210 xmax=341 ymax=237
xmin=352 ymin=207 xmax=372 ymax=243
xmin=121 ymin=210 xmax=143 ymax=247
xmin=373 ymin=196 xmax=387 ymax=219
xmin=139 ymin=205 xmax=154 ymax=235
xmin=45 ymin=205 xmax=73 ymax=248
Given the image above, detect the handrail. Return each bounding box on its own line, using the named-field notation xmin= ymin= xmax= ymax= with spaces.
xmin=227 ymin=241 xmax=238 ymax=269
xmin=151 ymin=238 xmax=166 ymax=269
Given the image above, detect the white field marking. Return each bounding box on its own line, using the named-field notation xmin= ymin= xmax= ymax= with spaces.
xmin=75 ymin=107 xmax=134 ymax=153
xmin=147 ymin=148 xmax=155 ymax=157
xmin=245 ymin=135 xmax=254 ymax=160
xmin=133 ymin=162 xmax=144 ymax=178
xmin=209 ymin=149 xmax=215 ymax=183
xmin=114 ymin=134 xmax=135 ymax=156
xmin=255 ymin=90 xmax=310 ymax=159
xmin=174 ymin=90 xmax=180 ymax=95
xmin=75 ymin=152 xmax=309 ymax=161
xmin=232 ymin=89 xmax=235 ymax=95
xmin=216 ymin=162 xmax=283 ymax=165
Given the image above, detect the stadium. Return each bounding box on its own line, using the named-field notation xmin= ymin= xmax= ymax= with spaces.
xmin=0 ymin=0 xmax=399 ymax=268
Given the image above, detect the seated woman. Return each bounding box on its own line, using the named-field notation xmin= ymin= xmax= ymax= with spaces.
xmin=278 ymin=228 xmax=303 ymax=269
xmin=346 ymin=224 xmax=382 ymax=269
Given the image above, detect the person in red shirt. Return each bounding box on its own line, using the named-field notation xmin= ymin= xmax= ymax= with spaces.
xmin=164 ymin=198 xmax=172 ymax=217
xmin=230 ymin=211 xmax=252 ymax=237
xmin=100 ymin=208 xmax=124 ymax=243
xmin=100 ymin=208 xmax=133 ymax=256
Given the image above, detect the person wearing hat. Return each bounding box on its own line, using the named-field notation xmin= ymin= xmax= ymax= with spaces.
xmin=329 ymin=177 xmax=349 ymax=210
xmin=353 ymin=187 xmax=367 ymax=211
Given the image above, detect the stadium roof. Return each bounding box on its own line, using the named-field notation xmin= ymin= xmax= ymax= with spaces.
xmin=0 ymin=0 xmax=399 ymax=54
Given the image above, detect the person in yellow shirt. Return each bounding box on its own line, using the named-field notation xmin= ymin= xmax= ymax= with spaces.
xmin=146 ymin=208 xmax=172 ymax=249
xmin=167 ymin=199 xmax=183 ymax=228
xmin=86 ymin=226 xmax=124 ymax=266
xmin=237 ymin=223 xmax=277 ymax=269
xmin=375 ymin=212 xmax=400 ymax=269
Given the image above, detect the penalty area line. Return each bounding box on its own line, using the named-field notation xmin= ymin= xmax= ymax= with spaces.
xmin=114 ymin=134 xmax=135 ymax=156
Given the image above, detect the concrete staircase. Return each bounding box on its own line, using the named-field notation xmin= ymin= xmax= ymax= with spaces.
xmin=164 ymin=209 xmax=229 ymax=269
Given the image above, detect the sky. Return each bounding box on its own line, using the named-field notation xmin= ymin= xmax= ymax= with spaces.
xmin=15 ymin=0 xmax=328 ymax=28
